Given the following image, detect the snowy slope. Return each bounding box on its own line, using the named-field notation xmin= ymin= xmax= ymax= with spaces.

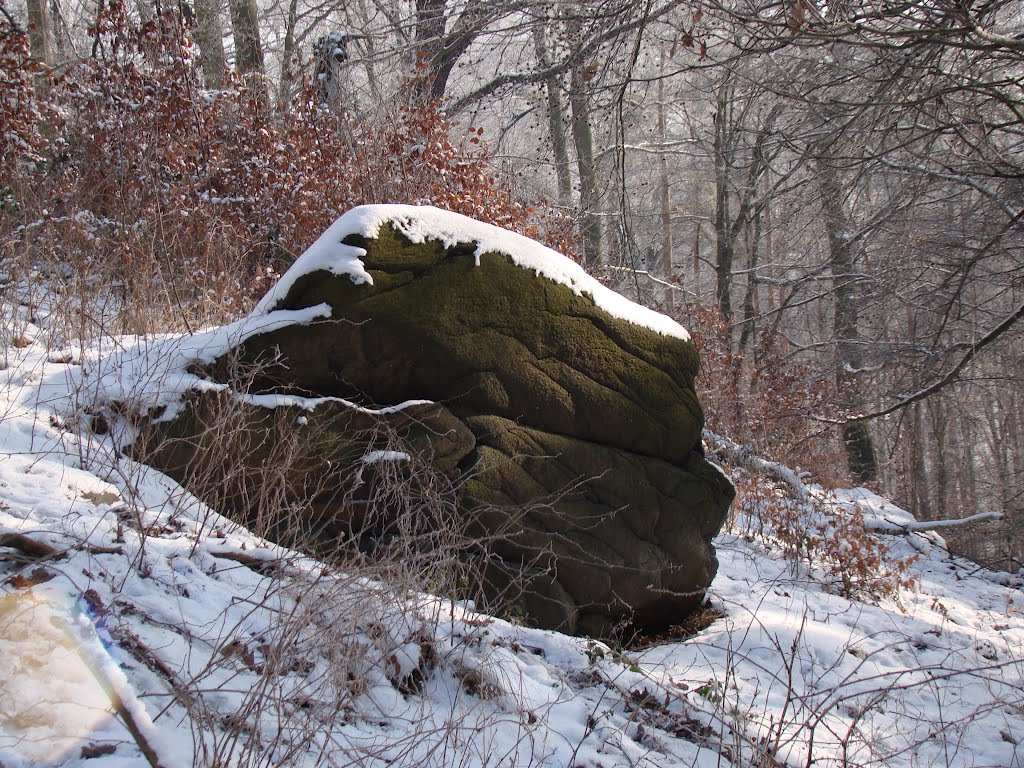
xmin=1 ymin=312 xmax=722 ymax=768
xmin=2 ymin=293 xmax=1024 ymax=767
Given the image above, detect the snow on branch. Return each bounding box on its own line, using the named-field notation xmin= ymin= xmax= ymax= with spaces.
xmin=702 ymin=429 xmax=808 ymax=500
xmin=866 ymin=510 xmax=1004 ymax=535
xmin=604 ymin=265 xmax=696 ymax=297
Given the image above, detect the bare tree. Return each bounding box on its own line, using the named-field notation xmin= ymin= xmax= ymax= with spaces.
xmin=194 ymin=0 xmax=225 ymax=87
xmin=229 ymin=0 xmax=263 ymax=78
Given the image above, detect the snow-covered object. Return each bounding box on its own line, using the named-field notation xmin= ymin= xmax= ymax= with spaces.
xmin=133 ymin=206 xmax=725 ymax=638
xmin=252 ymin=204 xmax=690 ymax=341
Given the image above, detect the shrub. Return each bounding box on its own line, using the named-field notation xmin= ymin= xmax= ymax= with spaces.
xmin=679 ymin=304 xmax=847 ymax=487
xmin=728 ymin=473 xmax=918 ymax=603
xmin=1 ymin=2 xmax=562 ymax=333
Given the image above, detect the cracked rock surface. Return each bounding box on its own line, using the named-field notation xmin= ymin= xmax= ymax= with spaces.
xmin=138 ymin=222 xmax=734 ymax=639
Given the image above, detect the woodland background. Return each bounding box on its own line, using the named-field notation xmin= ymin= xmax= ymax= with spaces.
xmin=2 ymin=0 xmax=1022 ymax=572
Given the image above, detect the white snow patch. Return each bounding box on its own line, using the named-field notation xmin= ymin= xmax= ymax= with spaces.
xmin=360 ymin=450 xmax=411 ymax=464
xmin=87 ymin=303 xmax=332 ymax=421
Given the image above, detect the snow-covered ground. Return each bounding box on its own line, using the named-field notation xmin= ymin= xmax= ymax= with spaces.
xmin=2 ymin=293 xmax=1023 ymax=767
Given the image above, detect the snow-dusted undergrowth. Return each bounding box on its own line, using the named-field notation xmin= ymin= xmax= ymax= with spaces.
xmin=2 ymin=270 xmax=1023 ymax=767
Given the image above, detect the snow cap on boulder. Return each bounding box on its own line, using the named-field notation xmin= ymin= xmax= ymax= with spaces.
xmin=254 ymin=204 xmax=690 ymax=341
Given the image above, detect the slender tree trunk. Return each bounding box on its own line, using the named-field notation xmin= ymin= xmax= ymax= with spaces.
xmin=195 ymin=0 xmax=226 ymax=87
xmin=229 ymin=0 xmax=263 ymax=78
xmin=928 ymin=398 xmax=949 ymax=519
xmin=713 ymin=79 xmax=733 ymax=323
xmin=27 ymin=0 xmax=54 ymax=96
xmin=738 ymin=209 xmax=761 ymax=353
xmin=1008 ymin=392 xmax=1022 ymax=570
xmin=985 ymin=400 xmax=1010 ymax=565
xmin=48 ymin=0 xmax=73 ymax=60
xmin=570 ymin=63 xmax=603 ymax=268
xmin=691 ymin=220 xmax=701 ymax=305
xmin=818 ymin=158 xmax=878 ymax=483
xmin=276 ymin=0 xmax=298 ymax=106
xmin=958 ymin=410 xmax=977 ymax=526
xmin=911 ymin=402 xmax=932 ymax=519
xmin=657 ymin=49 xmax=674 ymax=311
xmin=533 ymin=24 xmax=572 ymax=207
xmin=760 ymin=202 xmax=777 ymax=340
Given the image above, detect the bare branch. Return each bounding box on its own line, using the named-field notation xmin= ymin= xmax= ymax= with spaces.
xmin=821 ymin=300 xmax=1024 ymax=423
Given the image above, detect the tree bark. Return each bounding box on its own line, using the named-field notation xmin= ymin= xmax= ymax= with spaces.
xmin=411 ymin=0 xmax=483 ymax=100
xmin=691 ymin=220 xmax=701 ymax=306
xmin=276 ymin=0 xmax=298 ymax=105
xmin=27 ymin=0 xmax=54 ymax=96
xmin=738 ymin=209 xmax=760 ymax=354
xmin=911 ymin=402 xmax=932 ymax=520
xmin=533 ymin=24 xmax=572 ymax=208
xmin=817 ymin=158 xmax=878 ymax=483
xmin=194 ymin=0 xmax=226 ymax=87
xmin=570 ymin=62 xmax=603 ymax=268
xmin=657 ymin=49 xmax=674 ymax=311
xmin=713 ymin=79 xmax=733 ymax=323
xmin=928 ymin=398 xmax=949 ymax=521
xmin=229 ymin=0 xmax=263 ymax=78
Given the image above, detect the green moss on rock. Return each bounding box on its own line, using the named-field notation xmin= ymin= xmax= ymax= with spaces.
xmin=233 ymin=225 xmax=703 ymax=464
xmin=463 ymin=415 xmax=734 ymax=636
xmin=138 ymin=217 xmax=733 ymax=640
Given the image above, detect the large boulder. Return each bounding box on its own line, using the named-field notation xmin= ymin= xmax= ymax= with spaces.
xmin=136 ymin=205 xmax=734 ymax=639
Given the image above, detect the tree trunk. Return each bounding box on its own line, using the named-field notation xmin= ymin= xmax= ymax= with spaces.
xmin=713 ymin=80 xmax=733 ymax=323
xmin=49 ymin=0 xmax=73 ymax=60
xmin=533 ymin=24 xmax=572 ymax=208
xmin=911 ymin=402 xmax=932 ymax=519
xmin=412 ymin=0 xmax=480 ymax=100
xmin=738 ymin=209 xmax=761 ymax=353
xmin=229 ymin=0 xmax=263 ymax=78
xmin=691 ymin=221 xmax=701 ymax=306
xmin=276 ymin=0 xmax=298 ymax=106
xmin=195 ymin=0 xmax=226 ymax=87
xmin=657 ymin=49 xmax=674 ymax=311
xmin=570 ymin=63 xmax=603 ymax=268
xmin=412 ymin=0 xmax=445 ymax=96
xmin=1007 ymin=392 xmax=1022 ymax=571
xmin=958 ymin=409 xmax=977 ymax=527
xmin=27 ymin=0 xmax=54 ymax=96
xmin=928 ymin=398 xmax=949 ymax=519
xmin=817 ymin=158 xmax=878 ymax=483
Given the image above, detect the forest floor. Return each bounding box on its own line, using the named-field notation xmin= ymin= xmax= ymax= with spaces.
xmin=2 ymin=288 xmax=1023 ymax=768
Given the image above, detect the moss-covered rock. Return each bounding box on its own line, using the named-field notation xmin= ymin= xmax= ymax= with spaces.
xmin=223 ymin=225 xmax=703 ymax=464
xmin=463 ymin=416 xmax=734 ymax=637
xmin=136 ymin=209 xmax=733 ymax=639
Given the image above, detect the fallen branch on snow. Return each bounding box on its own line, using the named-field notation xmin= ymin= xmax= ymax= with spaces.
xmin=0 ymin=530 xmax=123 ymax=561
xmin=866 ymin=510 xmax=1003 ymax=535
xmin=0 ymin=532 xmax=62 ymax=560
